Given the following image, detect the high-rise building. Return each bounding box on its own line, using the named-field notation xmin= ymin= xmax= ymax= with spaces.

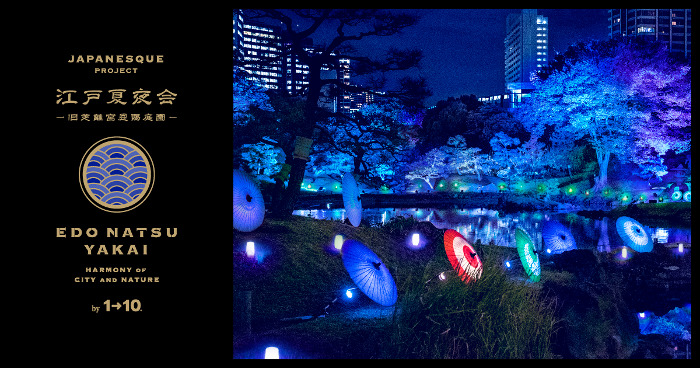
xmin=608 ymin=9 xmax=691 ymax=59
xmin=233 ymin=10 xmax=245 ymax=61
xmin=233 ymin=10 xmax=355 ymax=113
xmin=504 ymin=9 xmax=549 ymax=108
xmin=240 ymin=20 xmax=284 ymax=90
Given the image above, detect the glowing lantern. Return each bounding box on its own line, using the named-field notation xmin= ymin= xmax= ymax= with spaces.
xmin=411 ymin=233 xmax=420 ymax=247
xmin=246 ymin=241 xmax=255 ymax=257
xmin=678 ymin=243 xmax=684 ymax=253
xmin=345 ymin=289 xmax=354 ymax=299
xmin=334 ymin=235 xmax=344 ymax=251
xmin=621 ymin=247 xmax=628 ymax=259
xmin=265 ymin=347 xmax=279 ymax=359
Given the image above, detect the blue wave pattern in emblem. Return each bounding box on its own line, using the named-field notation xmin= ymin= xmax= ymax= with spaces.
xmin=86 ymin=144 xmax=148 ymax=206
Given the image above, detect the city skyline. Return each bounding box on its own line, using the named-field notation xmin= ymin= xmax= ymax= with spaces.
xmin=354 ymin=9 xmax=610 ymax=106
xmin=244 ymin=9 xmax=611 ymax=106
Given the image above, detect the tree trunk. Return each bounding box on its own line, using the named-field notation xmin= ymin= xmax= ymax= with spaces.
xmin=275 ymin=157 xmax=308 ymax=218
xmin=353 ymin=153 xmax=364 ymax=175
xmin=272 ymin=61 xmax=322 ymax=217
xmin=592 ymin=150 xmax=610 ymax=192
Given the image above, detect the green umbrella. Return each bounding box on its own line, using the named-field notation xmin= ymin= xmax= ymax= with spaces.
xmin=515 ymin=227 xmax=540 ymax=282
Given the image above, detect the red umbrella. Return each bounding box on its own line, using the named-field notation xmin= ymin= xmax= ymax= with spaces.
xmin=444 ymin=229 xmax=483 ymax=283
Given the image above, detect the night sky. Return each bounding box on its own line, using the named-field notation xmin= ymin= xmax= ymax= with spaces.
xmin=285 ymin=9 xmax=611 ymax=106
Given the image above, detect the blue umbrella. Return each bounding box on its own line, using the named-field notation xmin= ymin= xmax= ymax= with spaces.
xmin=341 ymin=239 xmax=397 ymax=306
xmin=342 ymin=173 xmax=362 ymax=227
xmin=233 ymin=169 xmax=265 ymax=232
xmin=541 ymin=220 xmax=577 ymax=255
xmin=615 ymin=216 xmax=652 ymax=252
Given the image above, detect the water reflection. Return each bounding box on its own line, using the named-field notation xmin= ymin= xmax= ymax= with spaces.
xmin=292 ymin=208 xmax=691 ymax=255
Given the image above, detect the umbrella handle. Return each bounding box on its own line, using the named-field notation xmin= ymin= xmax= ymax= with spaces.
xmin=425 ymin=270 xmax=454 ymax=285
xmin=323 ymin=297 xmax=338 ymax=315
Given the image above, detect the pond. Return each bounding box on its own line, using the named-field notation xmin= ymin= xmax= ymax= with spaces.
xmin=293 ymin=207 xmax=691 ymax=255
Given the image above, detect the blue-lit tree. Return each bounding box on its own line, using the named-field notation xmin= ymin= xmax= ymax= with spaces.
xmin=306 ymin=150 xmax=354 ymax=180
xmin=405 ymin=147 xmax=448 ymax=190
xmin=239 ymin=142 xmax=286 ymax=182
xmin=239 ymin=9 xmax=426 ymax=216
xmin=489 ymin=132 xmax=523 ymax=179
xmin=233 ymin=66 xmax=273 ymax=124
xmin=515 ymin=136 xmax=554 ymax=178
xmin=524 ymin=38 xmax=692 ymax=189
xmin=317 ymin=99 xmax=415 ymax=184
xmin=443 ymin=135 xmax=493 ymax=181
xmin=517 ymin=53 xmax=644 ymax=191
xmin=613 ymin=41 xmax=691 ymax=180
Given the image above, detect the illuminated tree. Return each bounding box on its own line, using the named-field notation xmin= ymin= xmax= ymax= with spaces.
xmin=306 ymin=150 xmax=354 ymax=180
xmin=317 ymin=99 xmax=416 ymax=184
xmin=527 ymin=38 xmax=692 ymax=185
xmin=240 ymin=9 xmax=425 ymax=216
xmin=443 ymin=135 xmax=494 ymax=181
xmin=489 ymin=132 xmax=522 ymax=179
xmin=240 ymin=142 xmax=286 ymax=182
xmin=518 ymin=137 xmax=552 ymax=176
xmin=232 ymin=66 xmax=273 ymax=125
xmin=613 ymin=41 xmax=691 ymax=179
xmin=405 ymin=148 xmax=448 ymax=189
xmin=517 ymin=54 xmax=644 ymax=191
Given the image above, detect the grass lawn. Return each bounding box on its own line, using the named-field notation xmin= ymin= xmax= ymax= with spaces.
xmin=234 ymin=215 xmax=560 ymax=358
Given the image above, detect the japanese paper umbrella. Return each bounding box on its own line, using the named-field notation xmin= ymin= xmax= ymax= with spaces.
xmin=541 ymin=220 xmax=577 ymax=255
xmin=515 ymin=227 xmax=540 ymax=282
xmin=615 ymin=216 xmax=652 ymax=252
xmin=342 ymin=172 xmax=362 ymax=227
xmin=233 ymin=169 xmax=265 ymax=232
xmin=341 ymin=239 xmax=397 ymax=306
xmin=443 ymin=229 xmax=483 ymax=283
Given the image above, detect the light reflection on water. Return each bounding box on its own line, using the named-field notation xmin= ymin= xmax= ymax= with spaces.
xmin=292 ymin=208 xmax=691 ymax=254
